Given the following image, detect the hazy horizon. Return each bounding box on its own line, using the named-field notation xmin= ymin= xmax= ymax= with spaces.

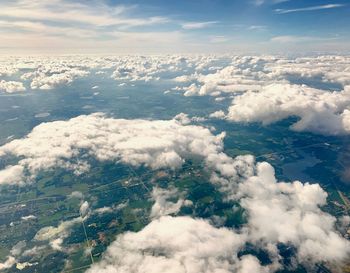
xmin=0 ymin=0 xmax=349 ymax=54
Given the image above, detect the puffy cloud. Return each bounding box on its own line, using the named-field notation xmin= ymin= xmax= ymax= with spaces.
xmin=0 ymin=80 xmax=26 ymax=93
xmin=86 ymin=216 xmax=262 ymax=273
xmin=209 ymin=110 xmax=226 ymax=119
xmin=175 ymin=56 xmax=276 ymax=97
xmin=0 ymin=65 xmax=18 ymax=77
xmin=34 ymin=218 xmax=81 ymax=242
xmin=150 ymin=187 xmax=190 ymax=219
xmin=10 ymin=241 xmax=26 ymax=256
xmin=80 ymin=201 xmax=90 ymax=218
xmin=226 ymin=83 xmax=350 ymax=135
xmin=168 ymin=55 xmax=350 ymax=135
xmin=0 ymin=113 xmax=230 ymax=185
xmin=68 ymin=191 xmax=84 ymax=199
xmin=0 ymin=242 xmax=26 ymax=270
xmin=238 ymin=162 xmax=350 ymax=264
xmin=88 ymin=161 xmax=350 ymax=273
xmin=174 ymin=55 xmax=350 ymax=98
xmin=29 ymin=68 xmax=89 ymax=90
xmin=0 ymin=165 xmax=24 ymax=185
xmin=94 ymin=202 xmax=128 ymax=215
xmin=21 ymin=215 xmax=37 ymax=221
xmin=0 ymin=256 xmax=16 ymax=271
xmin=173 ymin=112 xmax=206 ymax=125
xmin=0 ymin=111 xmax=348 ymax=270
xmin=94 ymin=206 xmax=113 ymax=214
xmin=34 ymin=217 xmax=82 ymax=251
xmin=110 ymin=55 xmax=191 ymax=82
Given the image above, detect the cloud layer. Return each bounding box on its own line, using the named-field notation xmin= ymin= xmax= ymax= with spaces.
xmin=227 ymin=83 xmax=350 ymax=135
xmin=0 ymin=112 xmax=349 ymax=272
xmin=88 ymin=159 xmax=350 ymax=272
xmin=0 ymin=113 xmax=228 ymax=185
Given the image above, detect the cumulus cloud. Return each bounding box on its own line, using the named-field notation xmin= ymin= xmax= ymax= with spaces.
xmin=68 ymin=191 xmax=84 ymax=199
xmin=94 ymin=202 xmax=128 ymax=215
xmin=0 ymin=165 xmax=25 ymax=185
xmin=80 ymin=201 xmax=90 ymax=218
xmin=86 ymin=160 xmax=350 ymax=272
xmin=110 ymin=55 xmax=192 ymax=82
xmin=10 ymin=241 xmax=26 ymax=257
xmin=173 ymin=55 xmax=350 ymax=101
xmin=238 ymin=162 xmax=350 ymax=264
xmin=209 ymin=110 xmax=226 ymax=119
xmin=86 ymin=216 xmax=260 ymax=273
xmin=226 ymin=83 xmax=350 ymax=135
xmin=0 ymin=80 xmax=26 ymax=93
xmin=0 ymin=110 xmax=348 ymax=270
xmin=0 ymin=256 xmax=16 ymax=271
xmin=29 ymin=68 xmax=89 ymax=90
xmin=21 ymin=215 xmax=37 ymax=221
xmin=34 ymin=217 xmax=82 ymax=251
xmin=0 ymin=65 xmax=18 ymax=77
xmin=0 ymin=113 xmax=230 ymax=185
xmin=175 ymin=56 xmax=276 ymax=97
xmin=173 ymin=112 xmax=206 ymax=125
xmin=167 ymin=55 xmax=350 ymax=135
xmin=150 ymin=187 xmax=191 ymax=219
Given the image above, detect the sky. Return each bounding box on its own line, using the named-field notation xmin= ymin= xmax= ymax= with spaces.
xmin=0 ymin=0 xmax=349 ymax=54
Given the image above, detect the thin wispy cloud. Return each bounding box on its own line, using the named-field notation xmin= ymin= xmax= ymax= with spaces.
xmin=181 ymin=21 xmax=218 ymax=30
xmin=209 ymin=36 xmax=229 ymax=43
xmin=253 ymin=0 xmax=289 ymax=6
xmin=271 ymin=35 xmax=339 ymax=43
xmin=275 ymin=4 xmax=345 ymax=14
xmin=0 ymin=0 xmax=348 ymax=53
xmin=248 ymin=25 xmax=267 ymax=31
xmin=0 ymin=0 xmax=169 ymax=28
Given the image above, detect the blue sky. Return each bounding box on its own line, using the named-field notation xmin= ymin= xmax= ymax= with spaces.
xmin=0 ymin=0 xmax=349 ymax=54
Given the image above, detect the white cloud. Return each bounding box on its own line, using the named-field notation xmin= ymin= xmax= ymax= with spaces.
xmin=253 ymin=0 xmax=290 ymax=6
xmin=94 ymin=202 xmax=128 ymax=215
xmin=209 ymin=36 xmax=229 ymax=43
xmin=34 ymin=217 xmax=82 ymax=251
xmin=150 ymin=187 xmax=190 ymax=219
xmin=175 ymin=56 xmax=275 ymax=97
xmin=173 ymin=55 xmax=350 ymax=99
xmin=86 ymin=216 xmax=261 ymax=273
xmin=209 ymin=110 xmax=226 ymax=119
xmin=0 ymin=256 xmax=16 ymax=271
xmin=275 ymin=4 xmax=345 ymax=14
xmin=21 ymin=215 xmax=37 ymax=221
xmin=0 ymin=113 xmax=229 ymax=185
xmin=0 ymin=66 xmax=18 ymax=77
xmin=68 ymin=191 xmax=84 ymax=199
xmin=0 ymin=1 xmax=185 ymax=54
xmin=238 ymin=162 xmax=350 ymax=264
xmin=226 ymin=83 xmax=350 ymax=135
xmin=181 ymin=21 xmax=218 ymax=30
xmin=86 ymin=160 xmax=350 ymax=272
xmin=270 ymin=35 xmax=337 ymax=43
xmin=29 ymin=68 xmax=89 ymax=90
xmin=80 ymin=201 xmax=90 ymax=218
xmin=0 ymin=165 xmax=25 ymax=185
xmin=0 ymin=80 xmax=26 ymax=93
xmin=248 ymin=25 xmax=267 ymax=31
xmin=10 ymin=241 xmax=26 ymax=256
xmin=169 ymin=55 xmax=350 ymax=135
xmin=0 ymin=0 xmax=168 ymax=29
xmin=0 ymin=108 xmax=348 ymax=270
